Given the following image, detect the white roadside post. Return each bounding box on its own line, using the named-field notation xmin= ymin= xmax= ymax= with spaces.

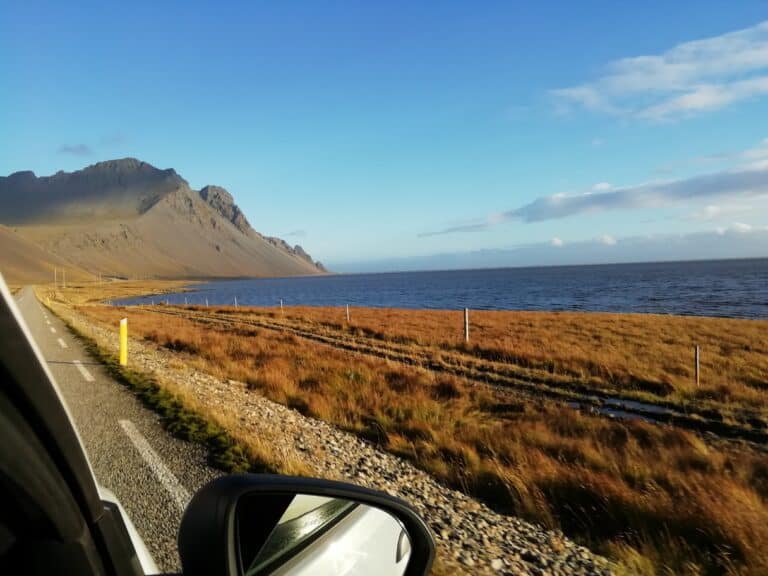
xmin=695 ymin=345 xmax=700 ymax=387
xmin=464 ymin=308 xmax=470 ymax=343
xmin=346 ymin=304 xmax=350 ymax=323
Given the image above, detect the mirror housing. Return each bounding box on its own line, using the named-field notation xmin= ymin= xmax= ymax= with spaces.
xmin=178 ymin=474 xmax=435 ymax=576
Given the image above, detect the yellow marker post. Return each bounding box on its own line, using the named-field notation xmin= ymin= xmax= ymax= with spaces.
xmin=119 ymin=318 xmax=128 ymax=366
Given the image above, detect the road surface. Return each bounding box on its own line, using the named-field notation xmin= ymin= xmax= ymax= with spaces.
xmin=14 ymin=286 xmax=220 ymax=572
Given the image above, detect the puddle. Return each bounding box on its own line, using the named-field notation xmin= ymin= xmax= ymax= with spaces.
xmin=603 ymin=397 xmax=672 ymax=416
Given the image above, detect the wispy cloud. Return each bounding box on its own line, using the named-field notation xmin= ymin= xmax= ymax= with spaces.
xmin=421 ymin=163 xmax=768 ymax=236
xmin=732 ymin=221 xmax=753 ymax=233
xmin=552 ymin=20 xmax=768 ymax=120
xmin=57 ymin=143 xmax=92 ymax=156
xmin=550 ymin=237 xmax=564 ymax=247
xmin=58 ymin=132 xmax=127 ymax=156
xmin=653 ymin=137 xmax=768 ymax=176
xmin=284 ymin=229 xmax=307 ymax=238
xmin=688 ymin=203 xmax=752 ymax=221
xmin=508 ymin=167 xmax=768 ymax=223
xmin=418 ymin=220 xmax=495 ymax=237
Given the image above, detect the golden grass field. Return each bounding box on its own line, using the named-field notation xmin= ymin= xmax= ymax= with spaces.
xmin=48 ymin=281 xmax=768 ymax=576
xmin=259 ymin=306 xmax=768 ymax=417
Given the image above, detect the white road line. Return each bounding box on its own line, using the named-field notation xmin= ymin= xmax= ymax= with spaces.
xmin=118 ymin=420 xmax=191 ymax=511
xmin=50 ymin=326 xmax=56 ymax=333
xmin=73 ymin=360 xmax=95 ymax=382
xmin=57 ymin=338 xmax=68 ymax=349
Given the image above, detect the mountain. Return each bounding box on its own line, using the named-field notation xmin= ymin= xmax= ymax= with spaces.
xmin=0 ymin=158 xmax=326 ymax=283
xmin=0 ymin=225 xmax=92 ymax=285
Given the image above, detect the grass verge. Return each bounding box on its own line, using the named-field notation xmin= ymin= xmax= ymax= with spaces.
xmin=63 ymin=319 xmax=303 ymax=476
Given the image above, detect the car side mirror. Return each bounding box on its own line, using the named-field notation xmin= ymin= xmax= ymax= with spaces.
xmin=178 ymin=475 xmax=435 ymax=576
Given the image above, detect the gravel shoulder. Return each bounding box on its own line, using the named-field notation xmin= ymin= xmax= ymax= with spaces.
xmin=51 ymin=300 xmax=615 ymax=576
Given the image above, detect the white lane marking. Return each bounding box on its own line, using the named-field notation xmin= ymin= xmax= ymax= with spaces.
xmin=73 ymin=360 xmax=95 ymax=382
xmin=57 ymin=338 xmax=68 ymax=349
xmin=50 ymin=326 xmax=56 ymax=333
xmin=119 ymin=420 xmax=191 ymax=511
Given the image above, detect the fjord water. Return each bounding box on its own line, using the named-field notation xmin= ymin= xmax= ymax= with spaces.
xmin=119 ymin=258 xmax=768 ymax=319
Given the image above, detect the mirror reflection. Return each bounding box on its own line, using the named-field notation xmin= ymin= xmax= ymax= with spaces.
xmin=237 ymin=492 xmax=412 ymax=576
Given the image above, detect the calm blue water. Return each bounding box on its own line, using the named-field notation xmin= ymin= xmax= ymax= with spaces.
xmin=117 ymin=259 xmax=768 ymax=319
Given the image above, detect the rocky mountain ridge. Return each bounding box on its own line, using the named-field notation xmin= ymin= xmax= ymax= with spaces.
xmin=0 ymin=158 xmax=326 ymax=281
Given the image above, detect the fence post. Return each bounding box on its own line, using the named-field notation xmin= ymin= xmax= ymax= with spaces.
xmin=346 ymin=304 xmax=350 ymax=323
xmin=119 ymin=318 xmax=128 ymax=366
xmin=280 ymin=299 xmax=284 ymax=314
xmin=234 ymin=296 xmax=238 ymax=308
xmin=464 ymin=308 xmax=470 ymax=343
xmin=695 ymin=345 xmax=700 ymax=387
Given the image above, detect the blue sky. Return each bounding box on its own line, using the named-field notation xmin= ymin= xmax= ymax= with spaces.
xmin=2 ymin=1 xmax=768 ymax=271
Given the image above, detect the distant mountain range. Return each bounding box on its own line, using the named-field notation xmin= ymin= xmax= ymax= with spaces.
xmin=0 ymin=158 xmax=325 ymax=283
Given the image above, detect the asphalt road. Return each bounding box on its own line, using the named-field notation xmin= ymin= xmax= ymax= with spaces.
xmin=14 ymin=286 xmax=220 ymax=573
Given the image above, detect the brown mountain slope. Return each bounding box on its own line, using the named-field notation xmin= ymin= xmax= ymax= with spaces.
xmin=0 ymin=159 xmax=326 ymax=280
xmin=0 ymin=225 xmax=91 ymax=284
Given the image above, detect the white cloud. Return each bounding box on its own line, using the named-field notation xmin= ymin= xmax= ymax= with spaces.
xmin=716 ymin=222 xmax=768 ymax=234
xmin=695 ymin=205 xmax=722 ymax=219
xmin=640 ymin=76 xmax=768 ymax=120
xmin=598 ymin=234 xmax=617 ymax=246
xmin=689 ymin=203 xmax=752 ymax=220
xmin=552 ymin=20 xmax=768 ymax=120
xmin=591 ymin=137 xmax=605 ymax=147
xmin=550 ymin=237 xmax=564 ymax=247
xmin=732 ymin=221 xmax=753 ymax=232
xmin=506 ymin=165 xmax=768 ymax=223
xmin=592 ymin=182 xmax=612 ymax=191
